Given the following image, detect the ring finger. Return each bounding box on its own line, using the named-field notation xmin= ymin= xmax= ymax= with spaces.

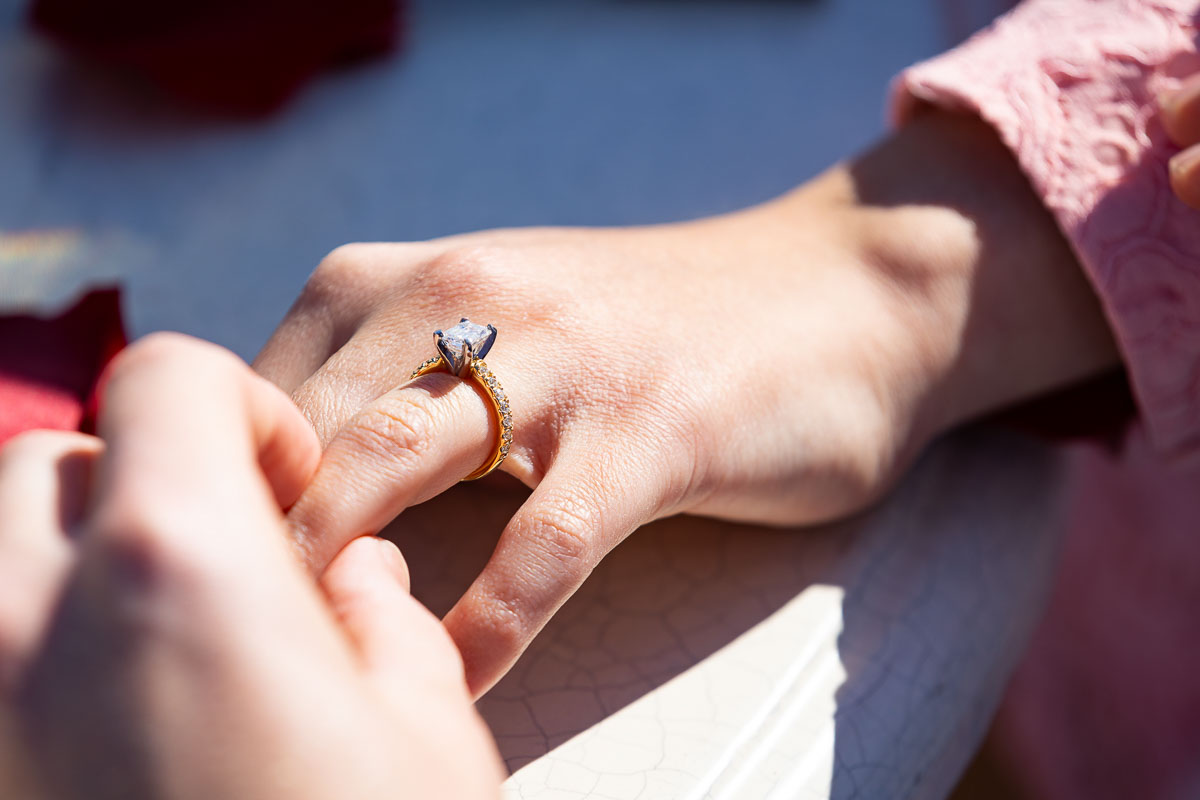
xmin=286 ymin=320 xmax=528 ymax=572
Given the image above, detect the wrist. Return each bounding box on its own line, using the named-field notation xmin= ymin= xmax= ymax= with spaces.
xmin=782 ymin=110 xmax=1121 ymax=456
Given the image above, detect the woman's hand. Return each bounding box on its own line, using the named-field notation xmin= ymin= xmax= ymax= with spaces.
xmin=0 ymin=334 xmax=503 ymax=800
xmin=258 ymin=110 xmax=1119 ymax=696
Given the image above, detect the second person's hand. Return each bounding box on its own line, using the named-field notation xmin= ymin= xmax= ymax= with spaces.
xmin=0 ymin=335 xmax=502 ymax=800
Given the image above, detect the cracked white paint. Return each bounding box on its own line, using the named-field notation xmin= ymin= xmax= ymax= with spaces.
xmin=507 ymin=588 xmax=845 ymax=800
xmin=489 ymin=430 xmax=1062 ymax=800
xmin=497 ymin=586 xmax=849 ymax=800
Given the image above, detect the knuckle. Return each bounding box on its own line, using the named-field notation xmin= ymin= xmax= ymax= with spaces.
xmin=523 ymin=499 xmax=598 ymax=574
xmin=316 ymin=243 xmax=372 ymax=280
xmin=84 ymin=496 xmax=212 ymax=592
xmin=110 ymin=333 xmax=235 ymax=384
xmin=412 ymin=245 xmax=515 ymax=304
xmin=88 ymin=507 xmax=173 ymax=587
xmin=0 ymin=430 xmax=84 ymax=468
xmin=342 ymin=394 xmax=439 ymax=470
xmin=300 ymin=244 xmax=380 ymax=311
xmin=475 ymin=589 xmax=530 ymax=656
xmin=117 ymin=332 xmax=200 ymax=369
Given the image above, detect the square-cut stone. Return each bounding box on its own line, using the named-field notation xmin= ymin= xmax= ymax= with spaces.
xmin=438 ymin=319 xmax=493 ymax=373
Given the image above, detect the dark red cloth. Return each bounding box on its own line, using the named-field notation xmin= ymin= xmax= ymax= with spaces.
xmin=0 ymin=289 xmax=126 ymax=446
xmin=29 ymin=0 xmax=402 ymax=114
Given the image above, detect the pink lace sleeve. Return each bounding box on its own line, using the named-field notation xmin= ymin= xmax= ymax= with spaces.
xmin=893 ymin=0 xmax=1200 ymax=457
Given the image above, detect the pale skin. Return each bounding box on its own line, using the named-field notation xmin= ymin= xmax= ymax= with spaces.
xmin=0 ymin=336 xmax=503 ymax=800
xmin=259 ymin=109 xmax=1120 ymax=697
xmin=4 ymin=97 xmax=1199 ymax=797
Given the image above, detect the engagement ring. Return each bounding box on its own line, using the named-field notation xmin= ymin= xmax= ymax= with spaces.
xmin=410 ymin=319 xmax=512 ymax=480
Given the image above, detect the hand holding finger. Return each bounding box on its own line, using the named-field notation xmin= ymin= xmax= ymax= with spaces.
xmin=288 ymin=368 xmax=499 ymax=571
xmin=320 ymin=536 xmax=473 ymax=702
xmin=6 ymin=333 xmax=504 ymax=800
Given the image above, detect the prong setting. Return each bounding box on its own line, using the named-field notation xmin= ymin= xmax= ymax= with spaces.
xmin=434 ymin=319 xmax=493 ymax=376
xmin=459 ymin=341 xmax=472 ymax=376
xmin=435 ymin=335 xmax=456 ymax=369
xmin=476 ymin=323 xmax=497 ymax=360
xmin=411 ymin=320 xmax=509 ymax=480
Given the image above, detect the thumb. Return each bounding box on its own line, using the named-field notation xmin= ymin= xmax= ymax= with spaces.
xmin=320 ymin=537 xmax=468 ymax=697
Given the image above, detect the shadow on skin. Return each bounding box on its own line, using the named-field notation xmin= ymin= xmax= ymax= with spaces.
xmin=385 ymin=114 xmax=1077 ymax=786
xmin=388 ymin=474 xmax=850 ymax=773
xmin=385 ymin=424 xmax=1064 ymax=793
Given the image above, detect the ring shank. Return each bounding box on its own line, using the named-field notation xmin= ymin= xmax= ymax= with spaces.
xmin=409 ymin=356 xmax=512 ymax=481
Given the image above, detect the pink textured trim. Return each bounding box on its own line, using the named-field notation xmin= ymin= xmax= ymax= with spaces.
xmin=893 ymin=0 xmax=1200 ymax=458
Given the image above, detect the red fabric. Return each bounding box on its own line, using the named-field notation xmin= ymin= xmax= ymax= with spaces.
xmin=28 ymin=0 xmax=402 ymax=114
xmin=0 ymin=289 xmax=127 ymax=446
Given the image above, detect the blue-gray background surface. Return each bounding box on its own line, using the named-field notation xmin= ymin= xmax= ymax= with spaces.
xmin=0 ymin=0 xmax=976 ymax=357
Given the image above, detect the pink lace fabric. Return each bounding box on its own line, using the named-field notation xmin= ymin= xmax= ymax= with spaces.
xmin=893 ymin=3 xmax=1200 ymax=797
xmin=895 ymin=0 xmax=1200 ymax=459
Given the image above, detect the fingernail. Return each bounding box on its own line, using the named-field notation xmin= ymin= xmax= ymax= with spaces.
xmin=1169 ymin=144 xmax=1200 ymax=178
xmin=372 ymin=537 xmax=410 ymax=585
xmin=1159 ymin=82 xmax=1179 ymax=113
xmin=1164 ymin=74 xmax=1200 ymax=110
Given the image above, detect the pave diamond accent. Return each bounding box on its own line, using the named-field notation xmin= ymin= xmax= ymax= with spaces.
xmin=410 ymin=356 xmax=440 ymax=379
xmin=472 ymin=358 xmax=514 ymax=467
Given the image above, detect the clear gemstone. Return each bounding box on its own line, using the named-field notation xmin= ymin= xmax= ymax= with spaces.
xmin=438 ymin=320 xmax=492 ymax=373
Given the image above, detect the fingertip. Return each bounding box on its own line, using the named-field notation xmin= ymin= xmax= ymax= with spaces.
xmin=356 ymin=535 xmax=412 ymax=593
xmin=1162 ymin=74 xmax=1200 ymax=147
xmin=322 ymin=536 xmax=411 ymax=598
xmin=1170 ymin=144 xmax=1200 ymax=210
xmin=321 ymin=536 xmax=470 ymax=694
xmin=250 ymin=375 xmax=322 ymax=510
xmin=285 ymin=374 xmax=496 ymax=572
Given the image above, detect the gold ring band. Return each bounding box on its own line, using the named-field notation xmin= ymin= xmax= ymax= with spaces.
xmin=409 ymin=355 xmax=512 ymax=481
